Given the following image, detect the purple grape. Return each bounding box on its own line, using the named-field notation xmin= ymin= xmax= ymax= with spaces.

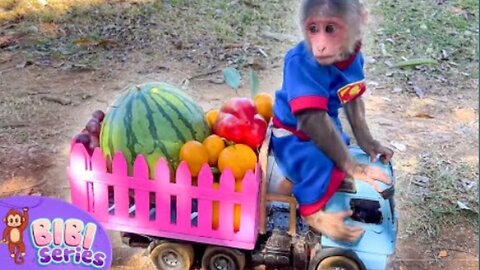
xmin=74 ymin=133 xmax=91 ymax=153
xmin=75 ymin=133 xmax=91 ymax=144
xmin=92 ymin=110 xmax=105 ymax=122
xmin=89 ymin=136 xmax=99 ymax=150
xmin=86 ymin=119 xmax=101 ymax=136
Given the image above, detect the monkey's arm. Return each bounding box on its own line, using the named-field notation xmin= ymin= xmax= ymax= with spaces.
xmin=21 ymin=208 xmax=29 ymax=230
xmin=297 ymin=109 xmax=356 ymax=174
xmin=344 ymin=97 xmax=393 ymax=163
xmin=2 ymin=227 xmax=10 ymax=242
xmin=343 ymin=97 xmax=374 ymax=147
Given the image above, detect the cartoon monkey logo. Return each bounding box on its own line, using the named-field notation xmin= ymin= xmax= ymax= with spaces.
xmin=2 ymin=208 xmax=29 ymax=264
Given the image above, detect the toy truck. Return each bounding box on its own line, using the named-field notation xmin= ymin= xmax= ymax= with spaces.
xmin=68 ymin=127 xmax=397 ymax=270
xmin=309 ymin=146 xmax=398 ymax=270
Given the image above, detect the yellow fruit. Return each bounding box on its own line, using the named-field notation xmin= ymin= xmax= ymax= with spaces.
xmin=203 ymin=135 xmax=226 ymax=166
xmin=179 ymin=141 xmax=209 ymax=177
xmin=254 ymin=93 xmax=273 ymax=122
xmin=205 ymin=109 xmax=219 ymax=129
xmin=218 ymin=144 xmax=257 ymax=180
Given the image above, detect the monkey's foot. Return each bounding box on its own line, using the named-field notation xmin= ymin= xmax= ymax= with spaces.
xmin=10 ymin=253 xmax=15 ymax=258
xmin=21 ymin=252 xmax=25 ymax=256
xmin=303 ymin=210 xmax=364 ymax=243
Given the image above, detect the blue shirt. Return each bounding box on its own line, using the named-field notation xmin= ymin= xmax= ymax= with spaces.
xmin=273 ymin=41 xmax=366 ymax=137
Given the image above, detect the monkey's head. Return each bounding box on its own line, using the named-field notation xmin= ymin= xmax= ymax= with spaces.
xmin=300 ymin=0 xmax=367 ymax=65
xmin=4 ymin=210 xmax=24 ymax=228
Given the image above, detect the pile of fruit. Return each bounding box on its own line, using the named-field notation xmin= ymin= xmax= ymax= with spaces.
xmin=180 ymin=93 xmax=273 ymax=231
xmin=71 ymin=82 xmax=273 ymax=231
xmin=181 ymin=93 xmax=273 ymax=181
xmin=73 ymin=84 xmax=273 ymax=183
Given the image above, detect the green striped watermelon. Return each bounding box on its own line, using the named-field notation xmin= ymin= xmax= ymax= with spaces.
xmin=100 ymin=82 xmax=211 ymax=176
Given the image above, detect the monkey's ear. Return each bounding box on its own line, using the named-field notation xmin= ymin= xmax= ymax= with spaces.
xmin=3 ymin=218 xmax=5 ymax=223
xmin=22 ymin=217 xmax=25 ymax=222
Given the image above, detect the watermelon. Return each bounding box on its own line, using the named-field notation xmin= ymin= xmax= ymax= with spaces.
xmin=100 ymin=82 xmax=211 ymax=176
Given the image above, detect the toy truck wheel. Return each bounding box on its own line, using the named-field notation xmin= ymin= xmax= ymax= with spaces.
xmin=201 ymin=246 xmax=246 ymax=270
xmin=314 ymin=256 xmax=360 ymax=270
xmin=149 ymin=241 xmax=194 ymax=270
xmin=308 ymin=248 xmax=365 ymax=270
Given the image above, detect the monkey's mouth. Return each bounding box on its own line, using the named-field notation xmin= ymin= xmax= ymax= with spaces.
xmin=316 ymin=56 xmax=334 ymax=60
xmin=315 ymin=56 xmax=336 ymax=64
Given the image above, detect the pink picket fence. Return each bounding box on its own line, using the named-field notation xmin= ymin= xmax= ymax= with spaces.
xmin=67 ymin=143 xmax=261 ymax=250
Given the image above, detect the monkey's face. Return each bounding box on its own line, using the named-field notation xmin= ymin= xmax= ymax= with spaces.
xmin=305 ymin=16 xmax=349 ymax=65
xmin=6 ymin=214 xmax=22 ymax=227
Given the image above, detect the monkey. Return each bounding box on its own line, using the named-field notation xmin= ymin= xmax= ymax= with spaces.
xmin=2 ymin=208 xmax=29 ymax=265
xmin=270 ymin=0 xmax=394 ymax=243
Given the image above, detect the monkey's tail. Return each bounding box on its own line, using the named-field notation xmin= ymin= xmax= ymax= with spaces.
xmin=14 ymin=250 xmax=24 ymax=265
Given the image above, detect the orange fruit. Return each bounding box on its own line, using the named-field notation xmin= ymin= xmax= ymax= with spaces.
xmin=212 ymin=182 xmax=220 ymax=229
xmin=179 ymin=141 xmax=209 ymax=177
xmin=205 ymin=109 xmax=219 ymax=128
xmin=203 ymin=135 xmax=226 ymax=166
xmin=254 ymin=93 xmax=273 ymax=122
xmin=218 ymin=144 xmax=257 ymax=180
xmin=234 ymin=179 xmax=242 ymax=232
xmin=211 ymin=180 xmax=242 ymax=231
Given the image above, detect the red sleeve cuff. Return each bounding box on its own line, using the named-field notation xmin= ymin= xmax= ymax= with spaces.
xmin=299 ymin=168 xmax=346 ymax=217
xmin=290 ymin=96 xmax=328 ymax=114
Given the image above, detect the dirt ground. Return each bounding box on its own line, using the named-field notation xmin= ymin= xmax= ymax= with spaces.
xmin=0 ymin=1 xmax=478 ymax=269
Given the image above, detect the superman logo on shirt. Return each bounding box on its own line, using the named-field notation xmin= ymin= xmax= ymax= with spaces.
xmin=337 ymin=81 xmax=366 ymax=104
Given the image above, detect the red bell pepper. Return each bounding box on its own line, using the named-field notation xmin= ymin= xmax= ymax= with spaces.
xmin=214 ymin=97 xmax=267 ymax=149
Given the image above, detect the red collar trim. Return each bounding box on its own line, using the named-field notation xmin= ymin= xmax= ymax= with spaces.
xmin=334 ymin=42 xmax=362 ymax=70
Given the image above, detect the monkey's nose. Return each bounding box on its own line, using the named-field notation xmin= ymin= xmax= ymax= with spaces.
xmin=316 ymin=46 xmax=327 ymax=53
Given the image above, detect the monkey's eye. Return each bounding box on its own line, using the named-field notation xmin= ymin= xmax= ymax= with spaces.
xmin=325 ymin=24 xmax=337 ymax=34
xmin=15 ymin=218 xmax=18 ymax=223
xmin=9 ymin=218 xmax=13 ymax=223
xmin=308 ymin=24 xmax=319 ymax=34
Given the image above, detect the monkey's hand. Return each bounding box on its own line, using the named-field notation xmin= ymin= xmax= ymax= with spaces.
xmin=357 ymin=139 xmax=394 ymax=164
xmin=2 ymin=239 xmax=6 ymax=243
xmin=347 ymin=162 xmax=391 ymax=192
xmin=304 ymin=210 xmax=364 ymax=242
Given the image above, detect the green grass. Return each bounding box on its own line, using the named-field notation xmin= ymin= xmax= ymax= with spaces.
xmin=399 ymin=161 xmax=478 ymax=240
xmin=372 ymin=0 xmax=478 ymax=79
xmin=3 ymin=0 xmax=298 ymax=69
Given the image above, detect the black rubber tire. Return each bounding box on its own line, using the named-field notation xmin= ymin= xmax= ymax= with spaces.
xmin=308 ymin=248 xmax=365 ymax=270
xmin=149 ymin=241 xmax=194 ymax=270
xmin=201 ymin=246 xmax=246 ymax=270
xmin=315 ymin=256 xmax=361 ymax=270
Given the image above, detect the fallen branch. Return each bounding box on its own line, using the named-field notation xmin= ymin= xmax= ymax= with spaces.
xmin=0 ymin=123 xmax=28 ymax=129
xmin=261 ymin=31 xmax=298 ymax=42
xmin=40 ymin=94 xmax=72 ymax=105
xmin=223 ymin=43 xmax=244 ymax=49
xmin=394 ymin=58 xmax=438 ymax=68
xmin=182 ymin=68 xmax=223 ymax=84
xmin=257 ymin=47 xmax=269 ymax=58
xmin=27 ymin=91 xmax=51 ymax=96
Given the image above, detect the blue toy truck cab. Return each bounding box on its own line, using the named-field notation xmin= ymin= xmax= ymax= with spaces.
xmin=308 ymin=146 xmax=398 ymax=270
xmin=265 ymin=145 xmax=398 ymax=270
